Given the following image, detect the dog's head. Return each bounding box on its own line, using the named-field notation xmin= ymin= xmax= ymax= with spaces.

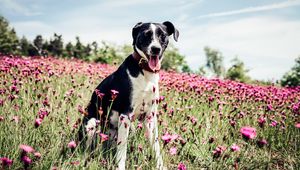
xmin=132 ymin=21 xmax=179 ymax=72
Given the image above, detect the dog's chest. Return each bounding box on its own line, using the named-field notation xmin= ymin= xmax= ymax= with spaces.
xmin=128 ymin=70 xmax=159 ymax=115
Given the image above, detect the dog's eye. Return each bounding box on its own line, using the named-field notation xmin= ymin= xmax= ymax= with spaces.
xmin=144 ymin=31 xmax=152 ymax=37
xmin=160 ymin=35 xmax=167 ymax=42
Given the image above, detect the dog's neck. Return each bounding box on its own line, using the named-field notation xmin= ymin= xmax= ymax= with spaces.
xmin=132 ymin=51 xmax=160 ymax=73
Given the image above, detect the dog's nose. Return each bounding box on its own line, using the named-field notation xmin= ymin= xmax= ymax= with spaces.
xmin=151 ymin=46 xmax=161 ymax=55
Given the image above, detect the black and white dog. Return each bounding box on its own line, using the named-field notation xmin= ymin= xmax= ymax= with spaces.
xmin=79 ymin=21 xmax=179 ymax=170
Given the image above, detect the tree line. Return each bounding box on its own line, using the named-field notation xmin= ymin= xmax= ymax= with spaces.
xmin=0 ymin=16 xmax=299 ymax=87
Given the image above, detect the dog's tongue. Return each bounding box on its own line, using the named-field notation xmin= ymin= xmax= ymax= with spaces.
xmin=148 ymin=56 xmax=160 ymax=71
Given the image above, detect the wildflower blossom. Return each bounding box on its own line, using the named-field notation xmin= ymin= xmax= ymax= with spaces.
xmin=99 ymin=133 xmax=109 ymax=142
xmin=230 ymin=144 xmax=240 ymax=152
xmin=19 ymin=144 xmax=34 ymax=153
xmin=169 ymin=147 xmax=177 ymax=155
xmin=240 ymin=126 xmax=257 ymax=139
xmin=177 ymin=162 xmax=186 ymax=170
xmin=67 ymin=141 xmax=77 ymax=149
xmin=0 ymin=157 xmax=13 ymax=167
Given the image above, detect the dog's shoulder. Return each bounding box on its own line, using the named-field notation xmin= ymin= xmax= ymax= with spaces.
xmin=120 ymin=55 xmax=143 ymax=78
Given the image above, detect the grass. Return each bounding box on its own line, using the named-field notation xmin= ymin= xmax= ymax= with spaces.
xmin=0 ymin=56 xmax=299 ymax=170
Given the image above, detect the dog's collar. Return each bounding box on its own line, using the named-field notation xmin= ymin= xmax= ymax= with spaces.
xmin=132 ymin=51 xmax=160 ymax=73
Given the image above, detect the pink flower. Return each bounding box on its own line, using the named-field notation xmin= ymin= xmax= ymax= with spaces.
xmin=295 ymin=123 xmax=300 ymax=128
xmin=99 ymin=133 xmax=109 ymax=142
xmin=35 ymin=118 xmax=42 ymax=127
xmin=266 ymin=104 xmax=274 ymax=111
xmin=19 ymin=144 xmax=35 ymax=153
xmin=77 ymin=105 xmax=86 ymax=115
xmin=190 ymin=116 xmax=198 ymax=125
xmin=34 ymin=152 xmax=41 ymax=158
xmin=213 ymin=145 xmax=226 ymax=157
xmin=0 ymin=116 xmax=4 ymax=121
xmin=137 ymin=122 xmax=143 ymax=129
xmin=70 ymin=160 xmax=80 ymax=165
xmin=177 ymin=162 xmax=187 ymax=170
xmin=229 ymin=120 xmax=236 ymax=127
xmin=269 ymin=120 xmax=277 ymax=127
xmin=257 ymin=116 xmax=266 ymax=127
xmin=257 ymin=139 xmax=268 ymax=147
xmin=0 ymin=99 xmax=4 ymax=106
xmin=0 ymin=157 xmax=13 ymax=167
xmin=169 ymin=147 xmax=177 ymax=155
xmin=240 ymin=126 xmax=257 ymax=139
xmin=110 ymin=89 xmax=119 ymax=100
xmin=12 ymin=115 xmax=19 ymax=123
xmin=67 ymin=141 xmax=77 ymax=149
xmin=162 ymin=133 xmax=172 ymax=143
xmin=21 ymin=155 xmax=32 ymax=165
xmin=230 ymin=144 xmax=240 ymax=152
xmin=138 ymin=144 xmax=143 ymax=152
xmin=95 ymin=89 xmax=105 ymax=99
xmin=161 ymin=133 xmax=178 ymax=144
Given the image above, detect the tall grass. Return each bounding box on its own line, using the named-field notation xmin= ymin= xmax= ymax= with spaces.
xmin=0 ymin=56 xmax=299 ymax=169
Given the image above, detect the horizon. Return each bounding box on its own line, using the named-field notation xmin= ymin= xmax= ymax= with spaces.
xmin=1 ymin=0 xmax=300 ymax=81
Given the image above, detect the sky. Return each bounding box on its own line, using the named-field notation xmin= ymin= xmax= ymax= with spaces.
xmin=1 ymin=0 xmax=300 ymax=80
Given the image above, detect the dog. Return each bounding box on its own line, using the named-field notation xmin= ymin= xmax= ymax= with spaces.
xmin=79 ymin=21 xmax=179 ymax=170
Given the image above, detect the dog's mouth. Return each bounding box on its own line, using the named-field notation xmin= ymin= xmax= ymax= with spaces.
xmin=148 ymin=55 xmax=161 ymax=72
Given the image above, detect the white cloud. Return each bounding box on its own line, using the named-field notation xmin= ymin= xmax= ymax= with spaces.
xmin=0 ymin=0 xmax=42 ymax=16
xmin=178 ymin=16 xmax=300 ymax=80
xmin=195 ymin=0 xmax=300 ymax=19
xmin=11 ymin=19 xmax=132 ymax=45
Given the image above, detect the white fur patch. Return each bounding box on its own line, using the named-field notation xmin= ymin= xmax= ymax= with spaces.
xmin=127 ymin=69 xmax=159 ymax=117
xmin=110 ymin=110 xmax=119 ymax=128
xmin=116 ymin=115 xmax=130 ymax=170
xmin=149 ymin=24 xmax=162 ymax=55
xmin=85 ymin=118 xmax=97 ymax=147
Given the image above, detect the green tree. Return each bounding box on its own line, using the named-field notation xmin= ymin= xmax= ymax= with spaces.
xmin=64 ymin=42 xmax=74 ymax=57
xmin=48 ymin=33 xmax=63 ymax=56
xmin=91 ymin=41 xmax=98 ymax=56
xmin=19 ymin=36 xmax=30 ymax=56
xmin=204 ymin=46 xmax=225 ymax=78
xmin=94 ymin=41 xmax=123 ymax=65
xmin=33 ymin=35 xmax=44 ymax=55
xmin=0 ymin=16 xmax=19 ymax=54
xmin=73 ymin=36 xmax=86 ymax=59
xmin=84 ymin=44 xmax=92 ymax=57
xmin=161 ymin=45 xmax=190 ymax=72
xmin=281 ymin=56 xmax=300 ymax=87
xmin=225 ymin=57 xmax=251 ymax=83
xmin=120 ymin=44 xmax=132 ymax=57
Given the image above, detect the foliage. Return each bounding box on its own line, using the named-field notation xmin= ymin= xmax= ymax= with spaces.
xmin=93 ymin=42 xmax=124 ymax=65
xmin=0 ymin=16 xmax=19 ymax=54
xmin=204 ymin=46 xmax=225 ymax=78
xmin=281 ymin=56 xmax=300 ymax=87
xmin=225 ymin=57 xmax=251 ymax=83
xmin=33 ymin=35 xmax=44 ymax=55
xmin=48 ymin=33 xmax=64 ymax=56
xmin=73 ymin=36 xmax=89 ymax=59
xmin=19 ymin=36 xmax=30 ymax=56
xmin=162 ymin=45 xmax=191 ymax=72
xmin=0 ymin=56 xmax=299 ymax=169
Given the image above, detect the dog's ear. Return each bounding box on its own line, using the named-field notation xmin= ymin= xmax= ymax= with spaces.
xmin=162 ymin=21 xmax=179 ymax=42
xmin=132 ymin=22 xmax=143 ymax=45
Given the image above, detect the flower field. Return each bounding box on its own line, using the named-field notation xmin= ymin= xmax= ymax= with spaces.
xmin=0 ymin=55 xmax=299 ymax=169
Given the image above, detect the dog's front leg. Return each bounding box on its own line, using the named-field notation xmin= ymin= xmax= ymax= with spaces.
xmin=116 ymin=114 xmax=130 ymax=170
xmin=146 ymin=110 xmax=164 ymax=170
